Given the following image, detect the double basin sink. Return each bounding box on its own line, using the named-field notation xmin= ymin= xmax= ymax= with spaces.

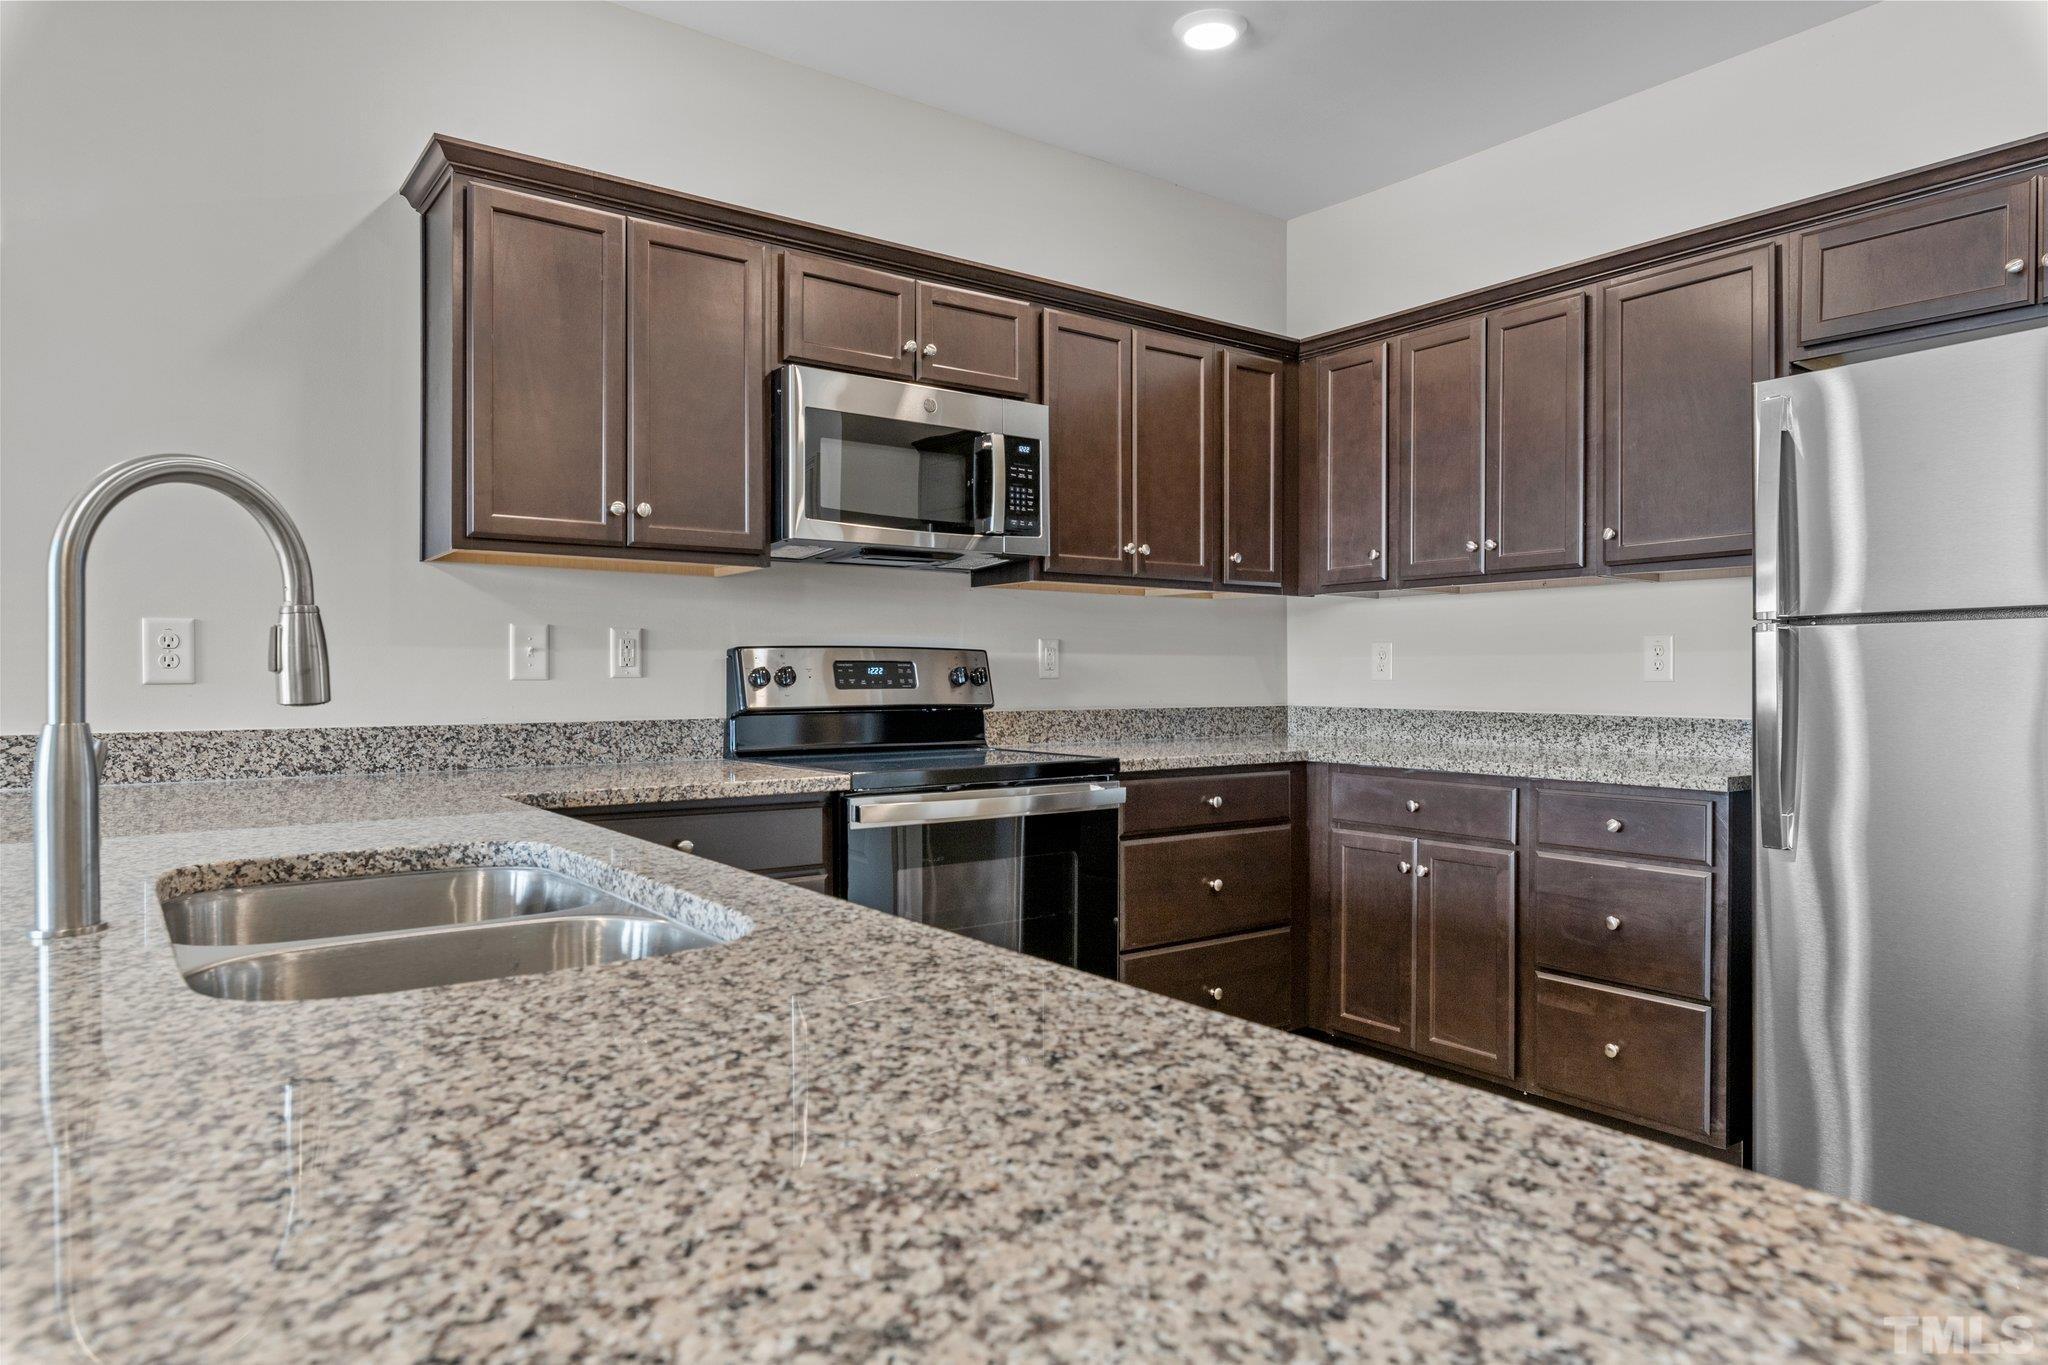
xmin=162 ymin=866 xmax=720 ymax=1001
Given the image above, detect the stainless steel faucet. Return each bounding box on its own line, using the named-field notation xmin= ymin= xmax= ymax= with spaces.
xmin=32 ymin=455 xmax=331 ymax=941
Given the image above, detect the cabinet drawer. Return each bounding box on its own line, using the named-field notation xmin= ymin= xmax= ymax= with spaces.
xmin=1536 ymin=789 xmax=1712 ymax=863
xmin=1528 ymin=854 xmax=1711 ymax=999
xmin=582 ymin=802 xmax=827 ymax=876
xmin=1329 ymin=770 xmax=1516 ymax=842
xmin=1122 ymin=826 xmax=1294 ymax=951
xmin=1527 ymin=972 xmax=1712 ymax=1138
xmin=1121 ymin=927 xmax=1293 ymax=1029
xmin=1121 ymin=769 xmax=1292 ymax=837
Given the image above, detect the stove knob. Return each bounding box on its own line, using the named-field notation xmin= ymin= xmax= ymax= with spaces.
xmin=949 ymin=666 xmax=970 ymax=687
xmin=774 ymin=666 xmax=798 ymax=687
xmin=967 ymin=667 xmax=989 ymax=687
xmin=746 ymin=667 xmax=771 ymax=689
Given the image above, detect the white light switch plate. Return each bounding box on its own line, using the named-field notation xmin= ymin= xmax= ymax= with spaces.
xmin=509 ymin=623 xmax=550 ymax=681
xmin=609 ymin=626 xmax=643 ymax=679
xmin=142 ymin=617 xmax=195 ymax=685
xmin=1370 ymin=642 xmax=1394 ymax=681
xmin=1036 ymin=637 xmax=1061 ymax=679
xmin=1643 ymin=634 xmax=1674 ymax=682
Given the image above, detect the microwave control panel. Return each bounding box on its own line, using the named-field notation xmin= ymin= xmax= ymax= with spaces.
xmin=1003 ymin=438 xmax=1042 ymax=538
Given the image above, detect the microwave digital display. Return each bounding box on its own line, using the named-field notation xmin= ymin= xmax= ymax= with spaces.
xmin=832 ymin=660 xmax=918 ymax=690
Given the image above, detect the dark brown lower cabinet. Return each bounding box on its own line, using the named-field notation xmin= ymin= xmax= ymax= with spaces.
xmin=562 ymin=795 xmax=835 ymax=888
xmin=1412 ymin=839 xmax=1515 ymax=1079
xmin=1122 ymin=928 xmax=1294 ymax=1029
xmin=1329 ymin=828 xmax=1417 ymax=1049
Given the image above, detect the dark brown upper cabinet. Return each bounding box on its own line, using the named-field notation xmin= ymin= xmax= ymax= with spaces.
xmin=2039 ymin=175 xmax=2048 ymax=303
xmin=1394 ymin=317 xmax=1486 ymax=582
xmin=1306 ymin=341 xmax=1389 ymax=591
xmin=1222 ymin=352 xmax=1285 ymax=589
xmin=1599 ymin=244 xmax=1774 ymax=568
xmin=781 ymin=253 xmax=918 ymax=379
xmin=1131 ymin=329 xmax=1221 ymax=585
xmin=1485 ymin=293 xmax=1587 ymax=576
xmin=465 ymin=184 xmax=628 ymax=547
xmin=1791 ymin=176 xmax=2038 ymax=352
xmin=1330 ymin=828 xmax=1415 ymax=1050
xmin=626 ymin=221 xmax=770 ymax=554
xmin=1042 ymin=310 xmax=1134 ymax=578
xmin=1412 ymin=838 xmax=1516 ymax=1081
xmin=916 ymin=282 xmax=1039 ymax=399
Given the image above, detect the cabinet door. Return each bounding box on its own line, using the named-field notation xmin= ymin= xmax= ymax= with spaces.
xmin=1600 ymin=244 xmax=1773 ymax=566
xmin=626 ymin=220 xmax=768 ymax=553
xmin=781 ymin=253 xmax=916 ymax=378
xmin=1309 ymin=341 xmax=1389 ymax=589
xmin=1485 ymin=293 xmax=1586 ymax=575
xmin=916 ymin=283 xmax=1038 ymax=398
xmin=1041 ymin=311 xmax=1134 ymax=578
xmin=1794 ymin=177 xmax=2037 ymax=347
xmin=2039 ymin=176 xmax=2047 ymax=304
xmin=466 ymin=184 xmax=627 ymax=545
xmin=1222 ymin=352 xmax=1284 ymax=588
xmin=1330 ymin=829 xmax=1416 ymax=1049
xmin=1131 ymin=329 xmax=1220 ymax=585
xmin=1413 ymin=839 xmax=1516 ymax=1080
xmin=1395 ymin=317 xmax=1485 ymax=581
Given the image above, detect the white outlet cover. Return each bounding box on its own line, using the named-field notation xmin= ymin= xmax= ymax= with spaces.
xmin=1370 ymin=641 xmax=1394 ymax=681
xmin=509 ymin=622 xmax=551 ymax=682
xmin=610 ymin=626 xmax=644 ymax=679
xmin=1643 ymin=634 xmax=1675 ymax=682
xmin=1037 ymin=637 xmax=1061 ymax=679
xmin=142 ymin=616 xmax=195 ymax=685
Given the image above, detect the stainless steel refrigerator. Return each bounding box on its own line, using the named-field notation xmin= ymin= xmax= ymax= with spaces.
xmin=1752 ymin=325 xmax=2048 ymax=1254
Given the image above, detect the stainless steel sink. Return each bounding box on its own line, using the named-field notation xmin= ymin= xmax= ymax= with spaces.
xmin=160 ymin=866 xmax=720 ymax=1001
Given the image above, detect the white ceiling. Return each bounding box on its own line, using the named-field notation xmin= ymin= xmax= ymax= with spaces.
xmin=623 ymin=0 xmax=1869 ymax=218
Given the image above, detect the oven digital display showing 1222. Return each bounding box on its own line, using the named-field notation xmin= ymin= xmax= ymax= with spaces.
xmin=832 ymin=660 xmax=917 ymax=689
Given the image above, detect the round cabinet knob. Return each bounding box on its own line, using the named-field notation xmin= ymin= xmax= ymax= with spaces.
xmin=1205 ymin=878 xmax=1224 ymax=893
xmin=1465 ymin=539 xmax=1479 ymax=552
xmin=2006 ymin=258 xmax=2027 ymax=275
xmin=1405 ymin=799 xmax=1421 ymax=812
xmin=635 ymin=502 xmax=653 ymax=517
xmin=1417 ymin=865 xmax=1431 ymax=878
xmin=948 ymin=666 xmax=969 ymax=687
xmin=1398 ymin=860 xmax=1412 ymax=874
xmin=1605 ymin=915 xmax=1623 ymax=932
xmin=1605 ymin=817 xmax=1625 ymax=833
xmin=1137 ymin=544 xmax=1152 ymax=556
xmin=609 ymin=500 xmax=627 ymax=516
xmin=1602 ymin=527 xmax=1617 ymax=541
xmin=1206 ymin=987 xmax=1224 ymax=1002
xmin=1368 ymin=548 xmax=1382 ymax=561
xmin=1204 ymin=795 xmax=1224 ymax=809
xmin=1123 ymin=542 xmax=1137 ymax=554
xmin=746 ymin=667 xmax=771 ymax=689
xmin=902 ymin=339 xmax=917 ymax=354
xmin=675 ymin=839 xmax=696 ymax=853
xmin=774 ymin=666 xmax=798 ymax=687
xmin=1603 ymin=1042 xmax=1622 ymax=1059
xmin=1229 ymin=551 xmax=1243 ymax=564
xmin=967 ymin=666 xmax=989 ymax=686
xmin=1483 ymin=538 xmax=1498 ymax=550
xmin=923 ymin=343 xmax=938 ymax=356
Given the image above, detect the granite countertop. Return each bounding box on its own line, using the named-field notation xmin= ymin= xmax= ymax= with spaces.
xmin=1 ymin=760 xmax=2035 ymax=1361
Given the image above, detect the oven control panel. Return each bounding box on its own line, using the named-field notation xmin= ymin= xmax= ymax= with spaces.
xmin=832 ymin=659 xmax=918 ymax=690
xmin=1002 ymin=438 xmax=1041 ymax=538
xmin=728 ymin=646 xmax=993 ymax=713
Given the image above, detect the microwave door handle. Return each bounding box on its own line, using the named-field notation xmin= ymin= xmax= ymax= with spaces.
xmin=974 ymin=434 xmax=1004 ymax=536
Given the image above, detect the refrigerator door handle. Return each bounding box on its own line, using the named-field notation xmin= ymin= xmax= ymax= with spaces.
xmin=1755 ymin=623 xmax=1798 ymax=850
xmin=1755 ymin=392 xmax=1798 ymax=621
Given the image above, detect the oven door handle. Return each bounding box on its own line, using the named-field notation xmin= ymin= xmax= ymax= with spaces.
xmin=848 ymin=781 xmax=1125 ymax=827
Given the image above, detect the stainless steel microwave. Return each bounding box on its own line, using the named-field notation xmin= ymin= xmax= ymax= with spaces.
xmin=773 ymin=365 xmax=1050 ymax=571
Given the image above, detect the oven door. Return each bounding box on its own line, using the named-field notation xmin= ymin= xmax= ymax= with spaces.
xmin=780 ymin=364 xmax=1009 ymax=554
xmin=842 ymin=782 xmax=1125 ymax=977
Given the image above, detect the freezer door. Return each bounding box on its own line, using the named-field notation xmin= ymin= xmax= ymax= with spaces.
xmin=1753 ymin=616 xmax=2048 ymax=1254
xmin=1755 ymin=325 xmax=2048 ymax=620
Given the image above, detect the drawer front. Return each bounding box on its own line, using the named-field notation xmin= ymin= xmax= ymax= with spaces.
xmin=1537 ymin=789 xmax=1712 ymax=863
xmin=1121 ymin=768 xmax=1292 ymax=838
xmin=1122 ymin=927 xmax=1294 ymax=1029
xmin=1122 ymin=826 xmax=1294 ymax=951
xmin=587 ymin=803 xmax=827 ymax=875
xmin=785 ymin=871 xmax=834 ymax=896
xmin=1329 ymin=769 xmax=1516 ymax=842
xmin=1527 ymin=972 xmax=1712 ymax=1138
xmin=1529 ymin=854 xmax=1711 ymax=999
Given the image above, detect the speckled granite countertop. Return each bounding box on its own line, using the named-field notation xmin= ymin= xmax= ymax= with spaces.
xmin=1 ymin=757 xmax=2035 ymax=1361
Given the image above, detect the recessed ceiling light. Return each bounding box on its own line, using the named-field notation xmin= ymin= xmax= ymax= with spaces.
xmin=1174 ymin=8 xmax=1248 ymax=52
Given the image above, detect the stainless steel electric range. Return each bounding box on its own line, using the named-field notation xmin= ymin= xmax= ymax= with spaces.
xmin=726 ymin=646 xmax=1123 ymax=977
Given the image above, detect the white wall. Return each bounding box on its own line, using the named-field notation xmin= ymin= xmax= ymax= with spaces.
xmin=1286 ymin=0 xmax=2048 ymax=718
xmin=0 ymin=0 xmax=1288 ymax=733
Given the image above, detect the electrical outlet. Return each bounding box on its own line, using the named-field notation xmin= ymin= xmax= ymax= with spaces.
xmin=1036 ymin=637 xmax=1061 ymax=679
xmin=509 ymin=623 xmax=550 ymax=681
xmin=1370 ymin=641 xmax=1394 ymax=681
xmin=610 ymin=627 xmax=644 ymax=679
xmin=142 ymin=617 xmax=195 ymax=685
xmin=1643 ymin=634 xmax=1674 ymax=682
